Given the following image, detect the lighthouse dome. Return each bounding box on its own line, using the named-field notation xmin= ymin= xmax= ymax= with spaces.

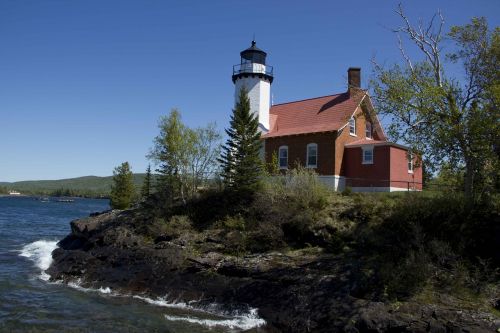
xmin=240 ymin=40 xmax=267 ymax=65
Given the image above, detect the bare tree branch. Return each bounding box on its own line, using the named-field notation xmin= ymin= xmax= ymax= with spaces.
xmin=395 ymin=3 xmax=444 ymax=87
xmin=397 ymin=34 xmax=414 ymax=72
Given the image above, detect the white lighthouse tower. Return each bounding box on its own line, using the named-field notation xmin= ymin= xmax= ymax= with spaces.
xmin=232 ymin=41 xmax=273 ymax=132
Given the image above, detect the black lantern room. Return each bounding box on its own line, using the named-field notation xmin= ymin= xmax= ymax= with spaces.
xmin=232 ymin=40 xmax=273 ymax=83
xmin=240 ymin=40 xmax=267 ymax=65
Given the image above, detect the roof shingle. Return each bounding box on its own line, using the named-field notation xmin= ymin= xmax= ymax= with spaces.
xmin=263 ymin=92 xmax=363 ymax=138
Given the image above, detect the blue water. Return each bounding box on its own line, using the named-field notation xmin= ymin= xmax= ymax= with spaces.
xmin=0 ymin=196 xmax=265 ymax=333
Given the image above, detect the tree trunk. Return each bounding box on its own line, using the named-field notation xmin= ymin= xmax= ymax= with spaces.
xmin=464 ymin=157 xmax=475 ymax=201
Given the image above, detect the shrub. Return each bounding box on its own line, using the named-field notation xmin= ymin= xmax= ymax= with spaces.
xmin=218 ymin=214 xmax=246 ymax=231
xmin=351 ymin=192 xmax=500 ymax=300
xmin=145 ymin=215 xmax=193 ymax=241
xmin=378 ymin=248 xmax=432 ymax=300
xmin=260 ymin=166 xmax=330 ymax=211
xmin=245 ymin=222 xmax=286 ymax=253
xmin=179 ymin=188 xmax=254 ymax=230
xmin=222 ymin=230 xmax=247 ymax=256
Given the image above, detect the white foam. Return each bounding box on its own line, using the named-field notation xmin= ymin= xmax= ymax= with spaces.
xmin=132 ymin=295 xmax=190 ymax=309
xmin=19 ymin=241 xmax=266 ymax=330
xmin=164 ymin=308 xmax=266 ymax=330
xmin=67 ymin=278 xmax=85 ymax=291
xmin=66 ymin=279 xmax=116 ymax=296
xmin=19 ymin=240 xmax=58 ymax=281
xmin=133 ymin=295 xmax=266 ymax=330
xmin=98 ymin=286 xmax=112 ymax=294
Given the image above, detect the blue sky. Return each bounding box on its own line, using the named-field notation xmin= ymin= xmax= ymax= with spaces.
xmin=1 ymin=0 xmax=498 ymax=182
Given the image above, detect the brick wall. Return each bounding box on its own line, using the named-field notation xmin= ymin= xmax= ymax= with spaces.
xmin=342 ymin=145 xmax=391 ymax=187
xmin=264 ymin=132 xmax=336 ymax=175
xmin=264 ymin=102 xmax=388 ymax=178
xmin=389 ymin=146 xmax=423 ymax=190
xmin=335 ymin=105 xmax=382 ymax=175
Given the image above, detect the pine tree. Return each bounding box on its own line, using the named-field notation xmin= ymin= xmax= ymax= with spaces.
xmin=218 ymin=87 xmax=263 ymax=192
xmin=110 ymin=162 xmax=135 ymax=209
xmin=141 ymin=164 xmax=152 ymax=200
xmin=266 ymin=151 xmax=280 ymax=176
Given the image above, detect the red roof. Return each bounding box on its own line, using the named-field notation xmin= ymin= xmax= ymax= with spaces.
xmin=345 ymin=138 xmax=409 ymax=150
xmin=263 ymin=92 xmax=363 ymax=138
xmin=345 ymin=139 xmax=386 ymax=146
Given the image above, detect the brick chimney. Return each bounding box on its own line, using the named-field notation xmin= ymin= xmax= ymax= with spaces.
xmin=347 ymin=67 xmax=361 ymax=95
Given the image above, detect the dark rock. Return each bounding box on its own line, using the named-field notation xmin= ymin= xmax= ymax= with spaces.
xmin=47 ymin=211 xmax=500 ymax=333
xmin=89 ymin=209 xmax=111 ymax=217
xmin=154 ymin=235 xmax=172 ymax=243
xmin=493 ymin=298 xmax=500 ymax=310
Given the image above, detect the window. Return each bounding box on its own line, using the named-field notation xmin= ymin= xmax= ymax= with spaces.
xmin=408 ymin=152 xmax=414 ymax=173
xmin=362 ymin=146 xmax=374 ymax=164
xmin=279 ymin=146 xmax=288 ymax=169
xmin=365 ymin=122 xmax=372 ymax=139
xmin=349 ymin=116 xmax=356 ymax=136
xmin=306 ymin=143 xmax=318 ymax=168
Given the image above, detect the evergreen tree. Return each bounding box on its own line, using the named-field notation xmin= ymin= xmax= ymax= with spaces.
xmin=218 ymin=87 xmax=263 ymax=191
xmin=141 ymin=164 xmax=152 ymax=200
xmin=110 ymin=162 xmax=135 ymax=209
xmin=266 ymin=151 xmax=280 ymax=176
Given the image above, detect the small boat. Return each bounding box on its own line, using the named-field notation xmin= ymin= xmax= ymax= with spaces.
xmin=56 ymin=198 xmax=75 ymax=203
xmin=8 ymin=191 xmax=21 ymax=196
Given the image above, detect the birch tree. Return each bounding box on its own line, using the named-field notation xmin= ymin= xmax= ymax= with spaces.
xmin=148 ymin=109 xmax=222 ymax=203
xmin=371 ymin=5 xmax=499 ymax=198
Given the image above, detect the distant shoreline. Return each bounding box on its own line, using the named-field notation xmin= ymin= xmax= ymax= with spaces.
xmin=0 ymin=194 xmax=109 ymax=200
xmin=0 ymin=173 xmax=146 ymax=200
xmin=0 ymin=194 xmax=29 ymax=197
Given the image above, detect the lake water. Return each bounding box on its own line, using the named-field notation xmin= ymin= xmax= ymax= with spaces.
xmin=0 ymin=196 xmax=265 ymax=333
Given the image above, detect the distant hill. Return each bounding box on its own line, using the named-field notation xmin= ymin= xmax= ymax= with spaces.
xmin=0 ymin=174 xmax=149 ymax=197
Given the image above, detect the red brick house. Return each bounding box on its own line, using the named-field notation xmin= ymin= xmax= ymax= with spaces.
xmin=232 ymin=42 xmax=422 ymax=191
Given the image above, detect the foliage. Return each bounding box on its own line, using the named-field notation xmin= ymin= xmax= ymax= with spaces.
xmin=110 ymin=162 xmax=135 ymax=209
xmin=426 ymin=163 xmax=464 ymax=191
xmin=175 ymin=188 xmax=252 ymax=230
xmin=148 ymin=109 xmax=222 ymax=203
xmin=252 ymin=167 xmax=338 ymax=249
xmin=160 ymin=215 xmax=193 ymax=239
xmin=0 ymin=174 xmax=148 ymax=198
xmin=137 ymin=166 xmax=499 ymax=301
xmin=352 ymin=192 xmax=500 ymax=299
xmin=261 ymin=166 xmax=330 ymax=211
xmin=265 ymin=151 xmax=280 ymax=176
xmin=217 ymin=214 xmax=246 ymax=232
xmin=141 ymin=164 xmax=153 ymax=200
xmin=218 ymin=87 xmax=263 ymax=193
xmin=371 ymin=7 xmax=500 ymax=199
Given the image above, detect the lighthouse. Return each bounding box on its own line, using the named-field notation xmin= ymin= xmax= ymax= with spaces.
xmin=232 ymin=41 xmax=273 ymax=132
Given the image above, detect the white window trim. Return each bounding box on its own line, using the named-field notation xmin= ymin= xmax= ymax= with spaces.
xmin=408 ymin=152 xmax=414 ymax=174
xmin=349 ymin=116 xmax=357 ymax=136
xmin=362 ymin=146 xmax=374 ymax=165
xmin=365 ymin=122 xmax=373 ymax=139
xmin=278 ymin=145 xmax=288 ymax=169
xmin=306 ymin=143 xmax=318 ymax=168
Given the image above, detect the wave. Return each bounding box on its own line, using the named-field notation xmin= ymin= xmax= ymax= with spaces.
xmin=19 ymin=240 xmax=266 ymax=331
xmin=19 ymin=240 xmax=58 ymax=281
xmin=133 ymin=295 xmax=265 ymax=330
xmin=66 ymin=278 xmax=115 ymax=295
xmin=66 ymin=281 xmax=266 ymax=330
xmin=164 ymin=308 xmax=266 ymax=330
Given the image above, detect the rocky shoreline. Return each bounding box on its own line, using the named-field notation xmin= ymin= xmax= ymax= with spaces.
xmin=47 ymin=210 xmax=500 ymax=332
